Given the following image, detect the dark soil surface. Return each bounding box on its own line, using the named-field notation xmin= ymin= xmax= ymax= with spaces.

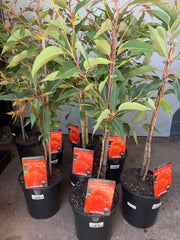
xmin=47 ymin=165 xmax=63 ymax=185
xmin=121 ymin=168 xmax=154 ymax=197
xmin=15 ymin=131 xmax=41 ymax=144
xmin=70 ymin=181 xmax=119 ymax=212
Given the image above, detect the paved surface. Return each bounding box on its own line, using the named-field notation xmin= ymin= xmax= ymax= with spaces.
xmin=0 ymin=135 xmax=180 ymax=240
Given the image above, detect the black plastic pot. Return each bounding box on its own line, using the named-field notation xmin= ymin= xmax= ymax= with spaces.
xmin=71 ymin=134 xmax=100 ymax=150
xmin=14 ymin=131 xmax=41 ymax=160
xmin=106 ymin=150 xmax=127 ymax=184
xmin=68 ymin=161 xmax=97 ymax=186
xmin=69 ymin=182 xmax=120 ymax=240
xmin=120 ymin=168 xmax=163 ymax=228
xmin=18 ymin=165 xmax=64 ymax=219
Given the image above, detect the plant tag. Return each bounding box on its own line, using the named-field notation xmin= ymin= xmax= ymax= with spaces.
xmin=72 ymin=148 xmax=94 ymax=176
xmin=31 ymin=194 xmax=44 ymax=200
xmin=68 ymin=125 xmax=80 ymax=144
xmin=22 ymin=156 xmax=48 ymax=189
xmin=152 ymin=202 xmax=162 ymax=209
xmin=110 ymin=164 xmax=120 ymax=169
xmin=108 ymin=136 xmax=126 ymax=158
xmin=127 ymin=201 xmax=136 ymax=209
xmin=47 ymin=130 xmax=62 ymax=153
xmin=153 ymin=163 xmax=172 ymax=198
xmin=84 ymin=178 xmax=115 ymax=216
xmin=89 ymin=222 xmax=104 ymax=228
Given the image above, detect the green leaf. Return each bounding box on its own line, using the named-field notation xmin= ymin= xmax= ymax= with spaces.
xmin=157 ymin=26 xmax=166 ymax=41
xmin=148 ymin=25 xmax=168 ymax=58
xmin=170 ymin=29 xmax=180 ymax=42
xmin=134 ymin=111 xmax=144 ymax=122
xmin=7 ymin=50 xmax=28 ymax=68
xmin=171 ymin=15 xmax=180 ymax=32
xmin=99 ymin=76 xmax=108 ymax=93
xmin=124 ymin=65 xmax=157 ymax=80
xmin=42 ymin=71 xmax=59 ymax=82
xmin=53 ymin=0 xmax=67 ymax=8
xmin=38 ymin=9 xmax=49 ymax=19
xmin=174 ymin=79 xmax=180 ymax=102
xmin=39 ymin=106 xmax=51 ymax=141
xmin=109 ymin=82 xmax=118 ymax=112
xmin=57 ymin=62 xmax=80 ymax=79
xmin=95 ymin=39 xmax=111 ymax=56
xmin=147 ymin=98 xmax=155 ymax=109
xmin=2 ymin=29 xmax=32 ymax=54
xmin=160 ymin=100 xmax=172 ymax=117
xmin=32 ymin=46 xmax=65 ymax=78
xmin=112 ymin=117 xmax=124 ymax=142
xmin=84 ymin=83 xmax=94 ymax=91
xmin=94 ymin=19 xmax=113 ymax=39
xmin=56 ymin=88 xmax=79 ymax=101
xmin=117 ymin=40 xmax=156 ymax=56
xmin=118 ymin=102 xmax=151 ymax=112
xmin=131 ymin=130 xmax=138 ymax=145
xmin=75 ymin=41 xmax=88 ymax=61
xmin=83 ymin=57 xmax=111 ymax=70
xmin=149 ymin=10 xmax=170 ymax=25
xmin=142 ymin=123 xmax=150 ymax=132
xmin=93 ymin=109 xmax=110 ymax=134
xmin=45 ymin=19 xmax=69 ymax=33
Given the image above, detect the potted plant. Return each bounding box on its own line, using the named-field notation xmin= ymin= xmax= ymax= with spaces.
xmin=120 ymin=1 xmax=180 ymax=228
xmin=30 ymin=0 xmax=165 ymax=238
xmin=0 ymin=0 xmax=68 ymax=219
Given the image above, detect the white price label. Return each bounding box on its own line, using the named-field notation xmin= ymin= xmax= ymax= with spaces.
xmin=31 ymin=194 xmax=44 ymax=200
xmin=89 ymin=222 xmax=104 ymax=228
xmin=152 ymin=202 xmax=162 ymax=209
xmin=127 ymin=201 xmax=136 ymax=209
xmin=110 ymin=164 xmax=120 ymax=169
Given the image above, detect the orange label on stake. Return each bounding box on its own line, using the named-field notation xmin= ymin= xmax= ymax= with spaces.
xmin=22 ymin=156 xmax=48 ymax=189
xmin=72 ymin=148 xmax=93 ymax=176
xmin=84 ymin=179 xmax=115 ymax=215
xmin=68 ymin=126 xmax=80 ymax=144
xmin=154 ymin=163 xmax=172 ymax=198
xmin=108 ymin=136 xmax=126 ymax=158
xmin=47 ymin=131 xmax=62 ymax=153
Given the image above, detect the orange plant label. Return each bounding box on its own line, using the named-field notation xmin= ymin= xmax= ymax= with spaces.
xmin=84 ymin=179 xmax=116 ymax=215
xmin=108 ymin=136 xmax=126 ymax=158
xmin=47 ymin=130 xmax=62 ymax=153
xmin=22 ymin=156 xmax=48 ymax=189
xmin=154 ymin=163 xmax=172 ymax=198
xmin=68 ymin=126 xmax=80 ymax=144
xmin=72 ymin=148 xmax=94 ymax=176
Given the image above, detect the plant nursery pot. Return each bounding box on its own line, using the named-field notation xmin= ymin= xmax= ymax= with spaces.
xmin=120 ymin=168 xmax=163 ymax=228
xmin=68 ymin=161 xmax=97 ymax=186
xmin=14 ymin=131 xmax=41 ymax=160
xmin=18 ymin=165 xmax=64 ymax=219
xmin=71 ymin=134 xmax=100 ymax=150
xmin=69 ymin=182 xmax=120 ymax=240
xmin=106 ymin=150 xmax=127 ymax=184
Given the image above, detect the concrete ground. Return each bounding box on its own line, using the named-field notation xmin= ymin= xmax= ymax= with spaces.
xmin=0 ymin=135 xmax=180 ymax=240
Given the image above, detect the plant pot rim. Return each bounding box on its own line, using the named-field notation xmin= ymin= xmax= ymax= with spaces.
xmin=18 ymin=164 xmax=64 ymax=191
xmin=69 ymin=181 xmax=120 ymax=218
xmin=120 ymin=168 xmax=163 ymax=200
